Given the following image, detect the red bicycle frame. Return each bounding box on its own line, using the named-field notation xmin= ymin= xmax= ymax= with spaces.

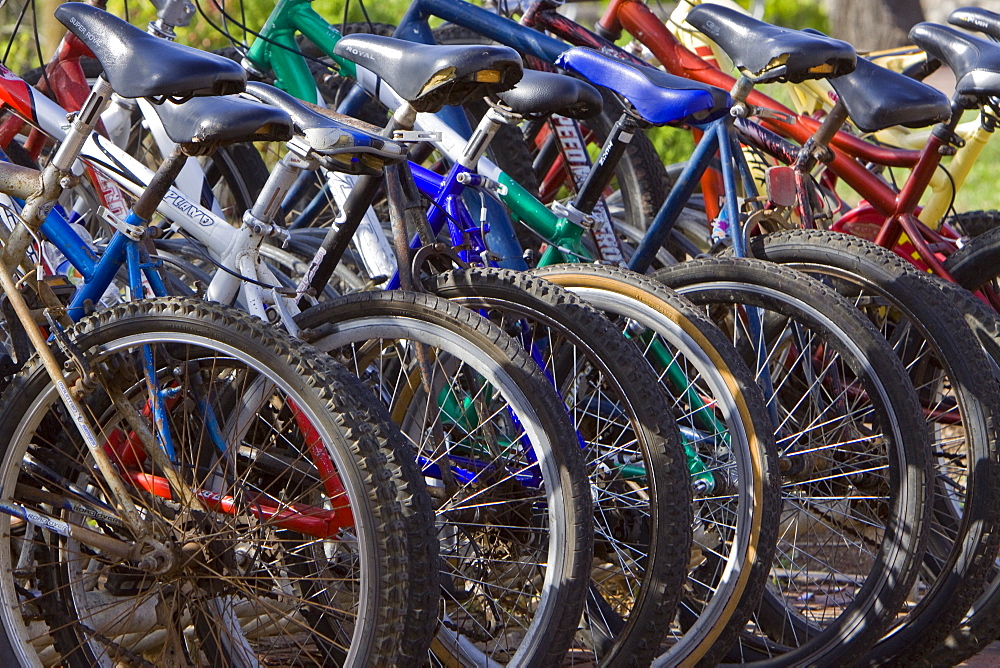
xmin=0 ymin=15 xmax=357 ymax=535
xmin=530 ymin=0 xmax=962 ymax=278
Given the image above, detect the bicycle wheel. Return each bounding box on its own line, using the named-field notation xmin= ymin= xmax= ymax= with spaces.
xmin=943 ymin=209 xmax=1000 ymax=238
xmin=295 ymin=289 xmax=594 ymax=665
xmin=0 ymin=298 xmax=433 ymax=666
xmin=655 ymin=256 xmax=933 ymax=666
xmin=748 ymin=229 xmax=1000 ymax=664
xmin=530 ymin=262 xmax=782 ymax=666
xmin=945 ymin=222 xmax=1000 ymax=293
xmin=419 ymin=267 xmax=694 ymax=665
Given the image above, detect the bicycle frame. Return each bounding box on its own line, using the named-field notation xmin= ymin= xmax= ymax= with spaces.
xmin=589 ymin=0 xmax=974 ymax=281
xmin=0 ymin=62 xmax=370 ymax=550
xmin=0 ymin=64 xmax=296 ymax=324
xmin=243 ymin=0 xmax=647 ymax=274
xmin=2 ymin=50 xmax=571 ymax=505
xmin=1 ymin=0 xmax=255 ymax=228
xmin=241 ymin=0 xmax=776 ymax=441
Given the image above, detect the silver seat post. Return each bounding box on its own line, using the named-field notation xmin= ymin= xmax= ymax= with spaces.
xmin=147 ymin=0 xmax=195 ymax=39
xmin=2 ymin=76 xmax=115 ymax=269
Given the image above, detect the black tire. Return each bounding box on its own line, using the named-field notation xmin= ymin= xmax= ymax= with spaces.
xmin=530 ymin=262 xmax=782 ymax=665
xmin=945 ymin=223 xmax=1000 ymax=293
xmin=421 ymin=267 xmax=693 ymax=665
xmin=747 ymin=229 xmax=1000 ymax=664
xmin=945 ymin=209 xmax=1000 ymax=238
xmin=0 ymin=298 xmax=433 ymax=665
xmin=655 ymin=256 xmax=933 ymax=666
xmin=902 ymin=225 xmax=1000 ymax=665
xmin=295 ymin=289 xmax=594 ymax=666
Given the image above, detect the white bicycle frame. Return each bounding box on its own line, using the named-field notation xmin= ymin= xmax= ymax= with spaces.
xmin=24 ymin=21 xmax=515 ymax=307
xmin=11 ymin=80 xmax=299 ymax=330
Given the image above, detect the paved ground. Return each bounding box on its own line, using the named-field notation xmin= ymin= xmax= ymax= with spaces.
xmin=960 ymin=640 xmax=1000 ymax=666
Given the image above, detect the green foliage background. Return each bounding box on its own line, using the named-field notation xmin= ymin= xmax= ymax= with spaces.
xmin=1 ymin=0 xmax=410 ymax=71
xmin=3 ymin=0 xmax=825 ymax=74
xmin=5 ymin=0 xmax=998 ymax=212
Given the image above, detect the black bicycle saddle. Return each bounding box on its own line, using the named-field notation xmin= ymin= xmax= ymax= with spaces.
xmin=334 ymin=34 xmax=522 ymax=113
xmin=495 ymin=69 xmax=603 ymax=119
xmin=54 ymin=2 xmax=245 ymax=99
xmin=686 ymin=4 xmax=856 ymax=83
xmin=910 ymin=22 xmax=1000 ymax=101
xmin=949 ymin=6 xmax=1000 ymax=41
xmin=828 ymin=56 xmax=952 ymax=133
xmin=148 ymin=95 xmax=293 ymax=147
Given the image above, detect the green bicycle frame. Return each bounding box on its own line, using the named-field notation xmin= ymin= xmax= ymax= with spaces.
xmin=243 ymin=0 xmax=592 ymax=259
xmin=244 ymin=0 xmax=356 ymax=104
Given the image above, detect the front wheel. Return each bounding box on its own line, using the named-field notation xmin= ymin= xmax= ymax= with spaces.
xmin=531 ymin=263 xmax=781 ymax=665
xmin=296 ymin=289 xmax=594 ymax=666
xmin=748 ymin=229 xmax=1000 ymax=664
xmin=656 ymin=257 xmax=933 ymax=666
xmin=0 ymin=298 xmax=430 ymax=666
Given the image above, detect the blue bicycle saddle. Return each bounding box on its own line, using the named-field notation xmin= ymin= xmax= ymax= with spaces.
xmin=555 ymin=48 xmax=729 ymax=125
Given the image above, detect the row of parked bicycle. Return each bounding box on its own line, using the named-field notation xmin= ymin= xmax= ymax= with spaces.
xmin=1 ymin=0 xmax=1000 ymax=664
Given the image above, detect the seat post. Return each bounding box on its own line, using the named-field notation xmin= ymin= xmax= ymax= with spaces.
xmin=131 ymin=145 xmax=189 ymax=222
xmin=729 ymin=73 xmax=756 ymax=105
xmin=459 ymin=105 xmax=516 ymax=170
xmin=302 ymin=107 xmax=419 ymax=298
xmin=51 ymin=76 xmax=115 ymax=174
xmin=3 ymin=77 xmax=116 ymax=268
xmin=570 ymin=111 xmax=643 ymax=215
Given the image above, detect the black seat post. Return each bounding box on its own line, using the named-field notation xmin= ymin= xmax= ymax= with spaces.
xmin=131 ymin=145 xmax=189 ymax=223
xmin=792 ymin=101 xmax=849 ymax=173
xmin=570 ymin=110 xmax=643 ymax=216
xmin=303 ymin=104 xmax=420 ymax=298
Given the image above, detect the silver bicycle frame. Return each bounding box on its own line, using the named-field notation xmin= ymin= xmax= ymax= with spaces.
xmin=23 ymin=87 xmax=298 ymax=328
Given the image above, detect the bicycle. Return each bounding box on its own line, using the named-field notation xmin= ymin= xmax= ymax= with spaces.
xmin=0 ymin=3 xmax=451 ymax=664
xmin=60 ymin=6 xmax=788 ymax=664
xmin=15 ymin=5 xmax=952 ymax=664
xmin=655 ymin=5 xmax=1000 ymax=663
xmin=324 ymin=24 xmax=948 ymax=664
xmin=409 ymin=3 xmax=1000 ymax=662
